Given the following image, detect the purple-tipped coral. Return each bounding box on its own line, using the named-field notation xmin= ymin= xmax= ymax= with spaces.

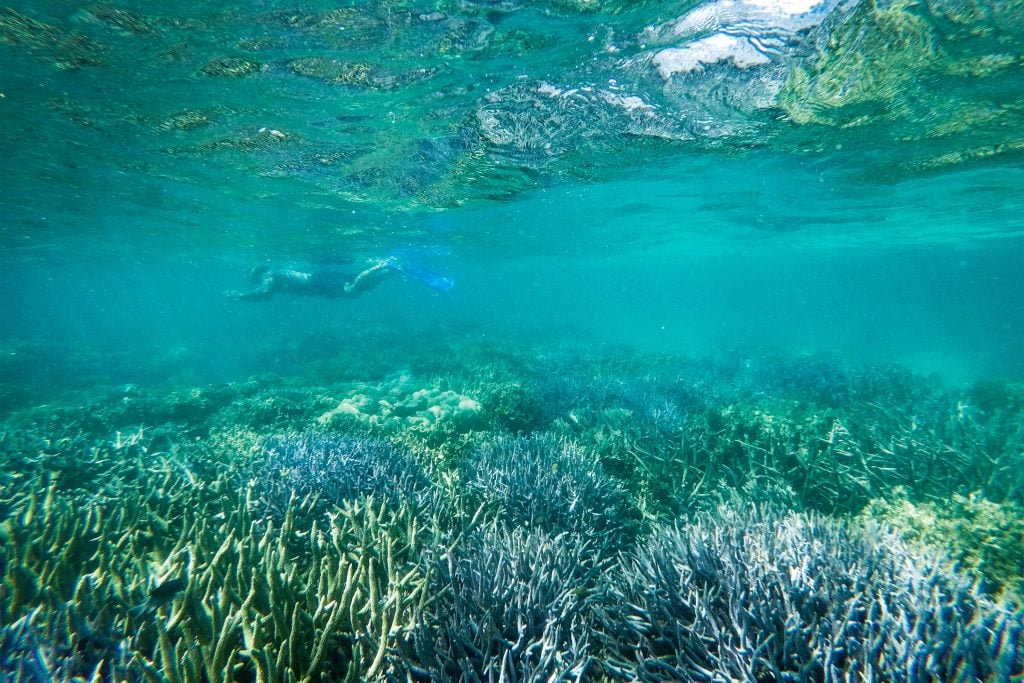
xmin=461 ymin=435 xmax=639 ymax=549
xmin=598 ymin=508 xmax=1024 ymax=681
xmin=249 ymin=431 xmax=432 ymax=515
xmin=400 ymin=527 xmax=604 ymax=682
xmin=0 ymin=612 xmax=53 ymax=682
xmin=0 ymin=607 xmax=129 ymax=682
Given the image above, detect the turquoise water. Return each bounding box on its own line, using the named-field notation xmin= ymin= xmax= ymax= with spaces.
xmin=3 ymin=1 xmax=1024 ymax=680
xmin=3 ymin=0 xmax=1024 ymax=399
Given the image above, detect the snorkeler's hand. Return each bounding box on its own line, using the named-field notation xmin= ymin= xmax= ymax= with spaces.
xmin=223 ymin=289 xmax=242 ymax=300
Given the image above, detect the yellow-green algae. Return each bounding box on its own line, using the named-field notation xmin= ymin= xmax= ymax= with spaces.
xmin=781 ymin=0 xmax=939 ymax=127
xmin=782 ymin=0 xmax=1024 ymax=124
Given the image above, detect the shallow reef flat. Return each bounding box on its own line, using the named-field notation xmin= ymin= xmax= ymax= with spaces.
xmin=2 ymin=344 xmax=1023 ymax=680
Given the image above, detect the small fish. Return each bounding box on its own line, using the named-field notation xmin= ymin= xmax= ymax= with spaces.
xmin=148 ymin=578 xmax=187 ymax=606
xmin=129 ymin=577 xmax=187 ymax=618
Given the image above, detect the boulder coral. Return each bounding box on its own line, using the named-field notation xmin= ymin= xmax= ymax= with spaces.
xmin=317 ymin=381 xmax=484 ymax=434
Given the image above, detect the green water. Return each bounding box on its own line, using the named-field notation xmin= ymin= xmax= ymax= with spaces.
xmin=2 ymin=1 xmax=1024 ymax=680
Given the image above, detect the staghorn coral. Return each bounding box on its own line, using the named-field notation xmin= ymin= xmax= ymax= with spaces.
xmin=460 ymin=434 xmax=640 ymax=549
xmin=146 ymin=495 xmax=430 ymax=683
xmin=249 ymin=431 xmax=434 ymax=516
xmin=400 ymin=526 xmax=604 ymax=682
xmin=3 ymin=346 xmax=1024 ymax=680
xmin=0 ymin=446 xmax=432 ymax=682
xmin=597 ymin=507 xmax=1024 ymax=681
xmin=554 ymin=356 xmax=1024 ymax=515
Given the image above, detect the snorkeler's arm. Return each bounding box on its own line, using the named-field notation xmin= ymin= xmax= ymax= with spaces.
xmin=225 ymin=274 xmax=275 ymax=301
xmin=343 ymin=260 xmax=393 ymax=296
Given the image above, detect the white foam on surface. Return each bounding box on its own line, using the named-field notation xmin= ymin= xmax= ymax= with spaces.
xmin=646 ymin=0 xmax=839 ymax=79
xmin=660 ymin=0 xmax=830 ymax=39
xmin=601 ymin=92 xmax=655 ymax=112
xmin=654 ymin=34 xmax=773 ymax=77
xmin=538 ymin=82 xmax=563 ymax=97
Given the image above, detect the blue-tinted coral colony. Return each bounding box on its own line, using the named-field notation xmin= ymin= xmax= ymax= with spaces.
xmin=2 ymin=352 xmax=1023 ymax=681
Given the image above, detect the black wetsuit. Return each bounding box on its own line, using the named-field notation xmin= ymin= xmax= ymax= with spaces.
xmin=307 ymin=270 xmax=352 ymax=298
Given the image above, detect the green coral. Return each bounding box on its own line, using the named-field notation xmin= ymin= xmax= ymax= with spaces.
xmin=0 ymin=457 xmax=432 ymax=680
xmin=478 ymin=381 xmax=543 ymax=433
xmin=313 ymin=377 xmax=489 ymax=469
xmin=2 ymin=344 xmax=1024 ymax=676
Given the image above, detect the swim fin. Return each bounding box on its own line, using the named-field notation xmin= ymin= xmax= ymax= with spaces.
xmin=387 ymin=260 xmax=455 ymax=292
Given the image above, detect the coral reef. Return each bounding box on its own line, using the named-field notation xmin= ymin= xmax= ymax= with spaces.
xmin=864 ymin=488 xmax=1024 ymax=599
xmin=540 ymin=351 xmax=1024 ymax=515
xmin=2 ymin=345 xmax=1023 ymax=680
xmin=0 ymin=447 xmax=432 ymax=681
xmin=0 ymin=7 xmax=105 ymax=69
xmin=199 ymin=57 xmax=263 ymax=78
xmin=249 ymin=431 xmax=434 ymax=515
xmin=317 ymin=379 xmax=485 ymax=436
xmin=400 ymin=527 xmax=604 ymax=681
xmin=460 ymin=434 xmax=640 ymax=549
xmin=598 ymin=507 xmax=1024 ymax=681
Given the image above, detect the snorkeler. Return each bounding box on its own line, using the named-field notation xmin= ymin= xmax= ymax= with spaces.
xmin=225 ymin=257 xmax=453 ymax=301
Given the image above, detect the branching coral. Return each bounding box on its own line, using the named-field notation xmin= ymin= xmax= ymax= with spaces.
xmin=399 ymin=527 xmax=605 ymax=682
xmin=864 ymin=488 xmax=1024 ymax=599
xmin=597 ymin=507 xmax=1024 ymax=681
xmin=249 ymin=431 xmax=435 ymax=515
xmin=132 ymin=495 xmax=429 ymax=683
xmin=558 ymin=367 xmax=1023 ymax=515
xmin=3 ymin=347 xmax=1024 ymax=681
xmin=0 ymin=454 xmax=432 ymax=682
xmin=460 ymin=434 xmax=640 ymax=548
